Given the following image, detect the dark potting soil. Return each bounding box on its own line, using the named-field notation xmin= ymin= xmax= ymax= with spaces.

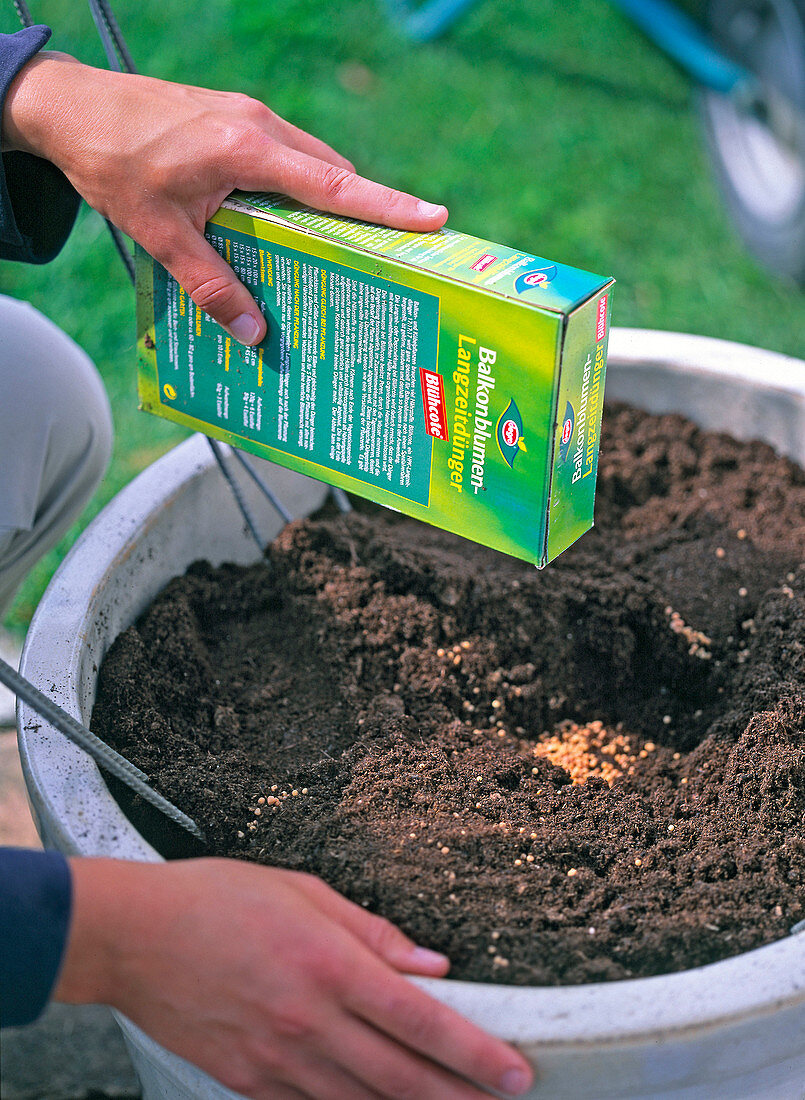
xmin=92 ymin=404 xmax=805 ymax=985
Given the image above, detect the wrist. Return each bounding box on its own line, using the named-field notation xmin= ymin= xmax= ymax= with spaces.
xmin=2 ymin=51 xmax=82 ymax=159
xmin=54 ymin=857 xmax=159 ymax=1009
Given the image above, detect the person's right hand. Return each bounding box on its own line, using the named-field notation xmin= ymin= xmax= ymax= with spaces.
xmin=56 ymin=857 xmax=533 ymax=1100
xmin=3 ymin=53 xmax=448 ymax=347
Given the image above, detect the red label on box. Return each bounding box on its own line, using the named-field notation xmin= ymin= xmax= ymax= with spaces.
xmin=596 ymin=294 xmax=608 ymax=343
xmin=420 ymin=368 xmax=449 ymax=441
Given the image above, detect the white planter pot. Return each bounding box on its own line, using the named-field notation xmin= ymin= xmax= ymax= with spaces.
xmin=17 ymin=329 xmax=805 ymax=1100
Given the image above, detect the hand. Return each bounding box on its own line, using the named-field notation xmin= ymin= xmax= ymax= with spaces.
xmin=56 ymin=858 xmax=533 ymax=1099
xmin=3 ymin=54 xmax=448 ymax=345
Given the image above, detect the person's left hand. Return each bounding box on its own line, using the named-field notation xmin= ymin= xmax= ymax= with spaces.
xmin=3 ymin=53 xmax=448 ymax=345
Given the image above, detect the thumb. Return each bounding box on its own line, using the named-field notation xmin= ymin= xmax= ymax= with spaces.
xmin=153 ymin=223 xmax=267 ymax=346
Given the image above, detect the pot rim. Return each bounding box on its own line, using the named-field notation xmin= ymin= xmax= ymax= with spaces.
xmin=17 ymin=327 xmax=805 ymax=1045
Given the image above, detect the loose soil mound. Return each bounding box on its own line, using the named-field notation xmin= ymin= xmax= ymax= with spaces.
xmin=93 ymin=404 xmax=805 ymax=985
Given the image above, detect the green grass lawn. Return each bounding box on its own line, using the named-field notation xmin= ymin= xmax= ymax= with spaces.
xmin=1 ymin=0 xmax=803 ymax=632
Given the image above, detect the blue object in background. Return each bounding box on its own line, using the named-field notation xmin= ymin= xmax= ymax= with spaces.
xmin=384 ymin=0 xmax=481 ymax=41
xmin=608 ymin=0 xmax=754 ymax=93
xmin=384 ymin=0 xmax=754 ymax=93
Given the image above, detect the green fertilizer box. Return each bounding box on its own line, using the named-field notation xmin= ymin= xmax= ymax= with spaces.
xmin=136 ymin=193 xmax=614 ymax=566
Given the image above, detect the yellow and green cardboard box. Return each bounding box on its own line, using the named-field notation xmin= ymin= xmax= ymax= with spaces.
xmin=137 ymin=193 xmax=614 ymax=566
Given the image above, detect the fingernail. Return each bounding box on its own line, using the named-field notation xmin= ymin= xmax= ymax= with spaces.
xmin=417 ymin=200 xmax=447 ymax=219
xmin=410 ymin=946 xmax=449 ymax=968
xmin=500 ymin=1067 xmax=532 ymax=1096
xmin=228 ymin=313 xmax=263 ymax=345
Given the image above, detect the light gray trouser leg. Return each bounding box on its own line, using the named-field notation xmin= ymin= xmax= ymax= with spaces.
xmin=0 ymin=296 xmax=113 ymax=617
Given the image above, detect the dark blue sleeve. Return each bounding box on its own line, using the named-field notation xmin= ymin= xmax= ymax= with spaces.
xmin=0 ymin=26 xmax=81 ymax=264
xmin=0 ymin=847 xmax=73 ymax=1027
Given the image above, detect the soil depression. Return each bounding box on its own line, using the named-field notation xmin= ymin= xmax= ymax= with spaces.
xmin=93 ymin=404 xmax=805 ymax=985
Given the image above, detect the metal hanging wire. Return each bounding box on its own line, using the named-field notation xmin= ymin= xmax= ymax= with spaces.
xmin=230 ymin=449 xmax=295 ymax=525
xmin=11 ymin=1 xmax=34 ymax=27
xmin=207 ymin=438 xmax=265 ymax=551
xmin=87 ymin=0 xmax=137 ymax=74
xmin=0 ymin=656 xmax=205 ymax=842
xmin=84 ymin=0 xmax=137 ymax=281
